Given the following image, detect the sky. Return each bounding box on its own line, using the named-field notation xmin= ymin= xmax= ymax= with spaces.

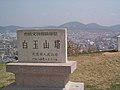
xmin=0 ymin=0 xmax=120 ymax=27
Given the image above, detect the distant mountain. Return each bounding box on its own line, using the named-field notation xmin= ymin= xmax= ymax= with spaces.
xmin=58 ymin=21 xmax=85 ymax=30
xmin=85 ymin=23 xmax=108 ymax=31
xmin=0 ymin=21 xmax=120 ymax=33
xmin=0 ymin=25 xmax=23 ymax=33
xmin=109 ymin=25 xmax=120 ymax=32
xmin=59 ymin=22 xmax=114 ymax=32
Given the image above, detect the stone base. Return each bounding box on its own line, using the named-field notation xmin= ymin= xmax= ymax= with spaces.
xmin=4 ymin=61 xmax=84 ymax=90
xmin=4 ymin=81 xmax=84 ymax=90
xmin=5 ymin=61 xmax=76 ymax=88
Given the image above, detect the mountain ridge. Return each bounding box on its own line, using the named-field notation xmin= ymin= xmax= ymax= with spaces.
xmin=0 ymin=21 xmax=120 ymax=33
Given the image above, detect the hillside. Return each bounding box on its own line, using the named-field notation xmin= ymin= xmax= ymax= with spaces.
xmin=69 ymin=52 xmax=120 ymax=90
xmin=0 ymin=52 xmax=120 ymax=90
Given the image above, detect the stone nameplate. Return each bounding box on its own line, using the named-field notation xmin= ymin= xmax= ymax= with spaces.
xmin=17 ymin=28 xmax=67 ymax=63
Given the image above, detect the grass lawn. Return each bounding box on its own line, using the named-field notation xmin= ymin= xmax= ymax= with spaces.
xmin=0 ymin=63 xmax=14 ymax=90
xmin=0 ymin=52 xmax=120 ymax=90
xmin=69 ymin=52 xmax=120 ymax=90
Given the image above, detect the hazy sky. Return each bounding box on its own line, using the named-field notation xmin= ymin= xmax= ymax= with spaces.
xmin=0 ymin=0 xmax=120 ymax=27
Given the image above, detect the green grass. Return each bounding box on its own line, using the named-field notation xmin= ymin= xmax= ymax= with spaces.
xmin=0 ymin=52 xmax=120 ymax=90
xmin=0 ymin=63 xmax=15 ymax=90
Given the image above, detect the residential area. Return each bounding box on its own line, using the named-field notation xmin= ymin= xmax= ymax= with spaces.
xmin=0 ymin=32 xmax=17 ymax=60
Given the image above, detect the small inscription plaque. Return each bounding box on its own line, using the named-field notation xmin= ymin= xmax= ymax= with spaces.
xmin=17 ymin=28 xmax=67 ymax=63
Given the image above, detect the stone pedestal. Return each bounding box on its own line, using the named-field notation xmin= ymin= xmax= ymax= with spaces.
xmin=4 ymin=61 xmax=84 ymax=90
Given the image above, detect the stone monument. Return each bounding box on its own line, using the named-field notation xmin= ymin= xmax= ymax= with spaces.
xmin=4 ymin=28 xmax=84 ymax=90
xmin=117 ymin=35 xmax=120 ymax=51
